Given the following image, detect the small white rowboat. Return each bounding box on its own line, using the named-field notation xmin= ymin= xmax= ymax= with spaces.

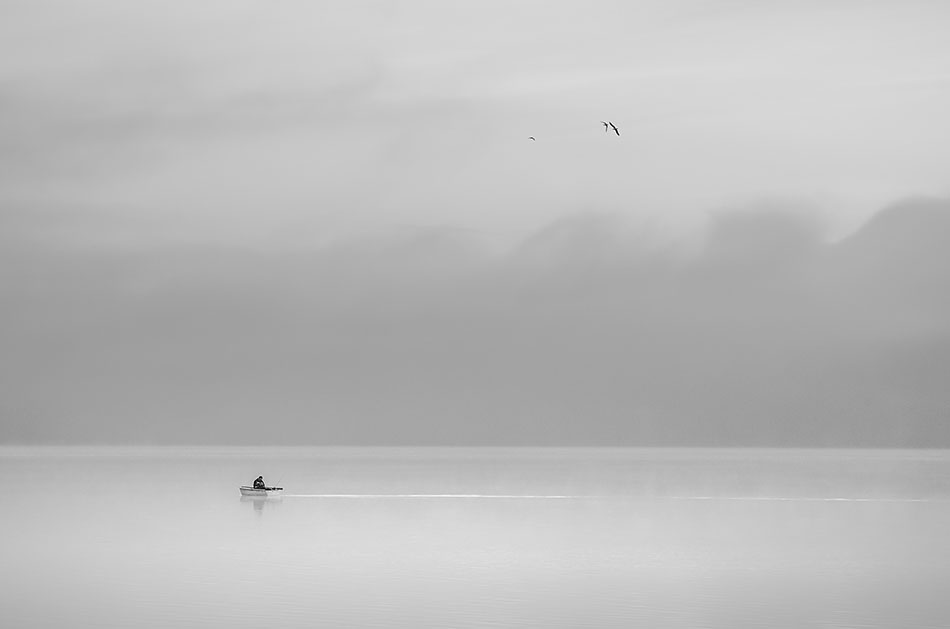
xmin=239 ymin=486 xmax=283 ymax=497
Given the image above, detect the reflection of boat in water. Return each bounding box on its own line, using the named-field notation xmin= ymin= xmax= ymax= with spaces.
xmin=241 ymin=495 xmax=281 ymax=511
xmin=239 ymin=486 xmax=283 ymax=497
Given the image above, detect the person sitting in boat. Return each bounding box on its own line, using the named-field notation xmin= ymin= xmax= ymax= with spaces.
xmin=253 ymin=476 xmax=265 ymax=490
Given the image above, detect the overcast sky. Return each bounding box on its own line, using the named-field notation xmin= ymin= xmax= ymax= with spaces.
xmin=2 ymin=1 xmax=949 ymax=445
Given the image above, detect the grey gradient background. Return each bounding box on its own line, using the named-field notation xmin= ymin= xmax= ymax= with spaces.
xmin=2 ymin=0 xmax=949 ymax=445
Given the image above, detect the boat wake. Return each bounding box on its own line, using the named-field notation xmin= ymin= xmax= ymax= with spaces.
xmin=669 ymin=496 xmax=938 ymax=503
xmin=282 ymin=494 xmax=579 ymax=499
xmin=280 ymin=494 xmax=941 ymax=502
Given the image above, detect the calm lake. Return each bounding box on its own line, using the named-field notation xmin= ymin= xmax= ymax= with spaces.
xmin=1 ymin=447 xmax=948 ymax=628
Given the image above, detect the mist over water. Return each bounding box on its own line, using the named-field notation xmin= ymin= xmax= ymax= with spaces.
xmin=2 ymin=447 xmax=948 ymax=628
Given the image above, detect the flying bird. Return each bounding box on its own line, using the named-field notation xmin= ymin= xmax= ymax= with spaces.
xmin=600 ymin=121 xmax=609 ymax=133
xmin=528 ymin=136 xmax=536 ymax=141
xmin=608 ymin=121 xmax=620 ymax=136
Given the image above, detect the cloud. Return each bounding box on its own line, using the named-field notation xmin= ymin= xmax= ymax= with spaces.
xmin=0 ymin=66 xmax=383 ymax=189
xmin=2 ymin=198 xmax=949 ymax=445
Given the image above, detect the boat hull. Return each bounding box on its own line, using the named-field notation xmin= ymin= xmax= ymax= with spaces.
xmin=239 ymin=486 xmax=282 ymax=497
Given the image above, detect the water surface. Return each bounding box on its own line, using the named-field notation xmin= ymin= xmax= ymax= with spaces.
xmin=1 ymin=447 xmax=948 ymax=628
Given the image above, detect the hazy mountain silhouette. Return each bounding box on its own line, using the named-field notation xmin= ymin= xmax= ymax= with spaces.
xmin=2 ymin=199 xmax=949 ymax=446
